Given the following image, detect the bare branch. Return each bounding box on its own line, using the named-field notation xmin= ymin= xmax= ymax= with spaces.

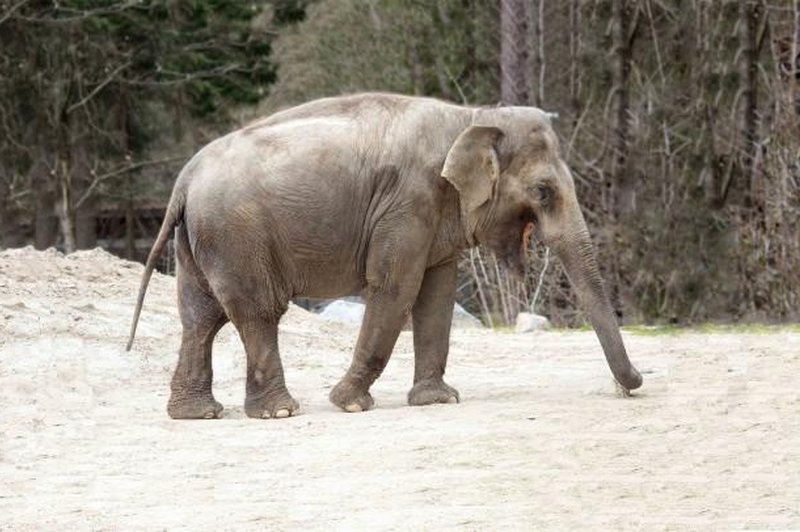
xmin=0 ymin=0 xmax=29 ymax=26
xmin=75 ymin=156 xmax=183 ymax=209
xmin=66 ymin=61 xmax=131 ymax=114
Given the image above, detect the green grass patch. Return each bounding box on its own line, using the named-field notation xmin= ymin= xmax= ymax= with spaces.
xmin=489 ymin=323 xmax=800 ymax=335
xmin=622 ymin=323 xmax=800 ymax=336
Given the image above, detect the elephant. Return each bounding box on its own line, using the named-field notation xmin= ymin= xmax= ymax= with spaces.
xmin=126 ymin=92 xmax=642 ymax=420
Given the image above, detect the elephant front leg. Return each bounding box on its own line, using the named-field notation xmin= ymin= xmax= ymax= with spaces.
xmin=408 ymin=260 xmax=460 ymax=406
xmin=330 ymin=215 xmax=432 ymax=412
xmin=329 ymin=292 xmax=413 ymax=412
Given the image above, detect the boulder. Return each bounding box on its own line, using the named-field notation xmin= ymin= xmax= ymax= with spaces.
xmin=452 ymin=303 xmax=484 ymax=329
xmin=319 ymin=299 xmax=365 ymax=325
xmin=515 ymin=312 xmax=551 ymax=333
xmin=318 ymin=299 xmax=485 ymax=329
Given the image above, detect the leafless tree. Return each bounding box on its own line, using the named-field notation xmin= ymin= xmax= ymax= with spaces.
xmin=500 ymin=0 xmax=531 ymax=105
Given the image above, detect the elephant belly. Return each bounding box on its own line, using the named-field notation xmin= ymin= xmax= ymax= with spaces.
xmin=281 ymin=220 xmax=368 ymax=299
xmin=293 ymin=258 xmax=365 ymax=299
xmin=265 ymin=185 xmax=373 ymax=299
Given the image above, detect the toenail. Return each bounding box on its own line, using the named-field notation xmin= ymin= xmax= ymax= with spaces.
xmin=345 ymin=403 xmax=362 ymax=413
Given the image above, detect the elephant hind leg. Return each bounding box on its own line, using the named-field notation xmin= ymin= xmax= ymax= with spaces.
xmin=238 ymin=319 xmax=299 ymax=419
xmin=221 ymin=301 xmax=299 ymax=419
xmin=168 ymin=226 xmax=228 ymax=419
xmin=194 ymin=248 xmax=299 ymax=420
xmin=184 ymin=211 xmax=299 ymax=419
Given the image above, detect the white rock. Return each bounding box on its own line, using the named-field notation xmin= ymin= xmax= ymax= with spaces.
xmin=318 ymin=299 xmax=484 ymax=329
xmin=515 ymin=312 xmax=550 ymax=333
xmin=452 ymin=303 xmax=484 ymax=329
xmin=319 ymin=300 xmax=366 ymax=324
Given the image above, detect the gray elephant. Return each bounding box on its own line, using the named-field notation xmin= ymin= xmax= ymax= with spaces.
xmin=126 ymin=93 xmax=642 ymax=419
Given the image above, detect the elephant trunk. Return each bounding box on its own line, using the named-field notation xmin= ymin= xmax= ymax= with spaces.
xmin=551 ymin=221 xmax=643 ymax=391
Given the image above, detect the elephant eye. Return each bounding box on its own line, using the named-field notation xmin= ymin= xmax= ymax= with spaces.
xmin=535 ymin=183 xmax=555 ymax=208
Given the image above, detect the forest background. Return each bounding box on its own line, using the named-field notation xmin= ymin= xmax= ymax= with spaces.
xmin=1 ymin=0 xmax=798 ymax=327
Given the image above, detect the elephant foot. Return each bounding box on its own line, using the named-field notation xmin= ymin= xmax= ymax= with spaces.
xmin=408 ymin=379 xmax=460 ymax=406
xmin=244 ymin=388 xmax=300 ymax=419
xmin=167 ymin=391 xmax=224 ymax=419
xmin=329 ymin=378 xmax=374 ymax=413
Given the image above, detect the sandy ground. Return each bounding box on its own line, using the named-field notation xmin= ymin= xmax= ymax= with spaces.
xmin=0 ymin=247 xmax=798 ymax=530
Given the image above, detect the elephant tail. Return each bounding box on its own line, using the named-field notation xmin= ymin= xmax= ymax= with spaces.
xmin=125 ymin=183 xmax=186 ymax=351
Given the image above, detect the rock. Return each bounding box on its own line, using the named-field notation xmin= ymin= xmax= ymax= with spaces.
xmin=452 ymin=303 xmax=484 ymax=329
xmin=319 ymin=299 xmax=484 ymax=329
xmin=319 ymin=300 xmax=366 ymax=325
xmin=515 ymin=312 xmax=550 ymax=333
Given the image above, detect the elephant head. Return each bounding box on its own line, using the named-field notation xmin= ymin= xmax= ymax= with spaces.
xmin=442 ymin=106 xmax=643 ymax=391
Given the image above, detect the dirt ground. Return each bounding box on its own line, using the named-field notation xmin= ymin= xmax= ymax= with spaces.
xmin=1 ymin=247 xmax=798 ymax=530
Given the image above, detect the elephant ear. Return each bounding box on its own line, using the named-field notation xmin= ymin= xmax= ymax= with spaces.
xmin=442 ymin=125 xmax=504 ymax=213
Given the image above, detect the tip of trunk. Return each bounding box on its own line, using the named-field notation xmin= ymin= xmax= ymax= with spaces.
xmin=614 ymin=366 xmax=643 ymax=391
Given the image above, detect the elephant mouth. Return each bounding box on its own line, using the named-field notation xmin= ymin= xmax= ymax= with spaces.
xmin=521 ymin=222 xmax=535 ymax=258
xmin=498 ymin=221 xmax=535 ymax=279
xmin=486 ymin=210 xmax=536 ymax=278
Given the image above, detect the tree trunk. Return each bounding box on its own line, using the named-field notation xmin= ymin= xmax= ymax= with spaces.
xmin=125 ymin=198 xmax=136 ymax=260
xmin=500 ymin=0 xmax=531 ymax=105
xmin=739 ymin=0 xmax=761 ymax=207
xmin=34 ymin=190 xmax=59 ymax=250
xmin=431 ymin=1 xmax=455 ymax=101
xmin=409 ymin=43 xmax=426 ymax=96
xmin=569 ymin=0 xmax=582 ymax=117
xmin=699 ymin=3 xmax=718 ymax=207
xmin=531 ymin=0 xmax=545 ymax=107
xmin=57 ymin=174 xmax=76 ymax=254
xmin=611 ymin=0 xmax=636 ymax=218
xmin=606 ymin=0 xmax=639 ymax=322
xmin=0 ymin=180 xmax=6 ymax=249
xmin=75 ymin=205 xmax=97 ymax=249
xmin=794 ymin=0 xmax=800 ymax=117
xmin=26 ymin=156 xmax=58 ymax=250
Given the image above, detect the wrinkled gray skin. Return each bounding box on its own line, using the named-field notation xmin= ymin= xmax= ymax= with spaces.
xmin=127 ymin=93 xmax=642 ymax=420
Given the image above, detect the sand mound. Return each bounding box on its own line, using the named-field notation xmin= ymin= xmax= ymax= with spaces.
xmin=0 ymin=245 xmax=346 ymax=345
xmin=1 ymin=246 xmax=148 ymax=298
